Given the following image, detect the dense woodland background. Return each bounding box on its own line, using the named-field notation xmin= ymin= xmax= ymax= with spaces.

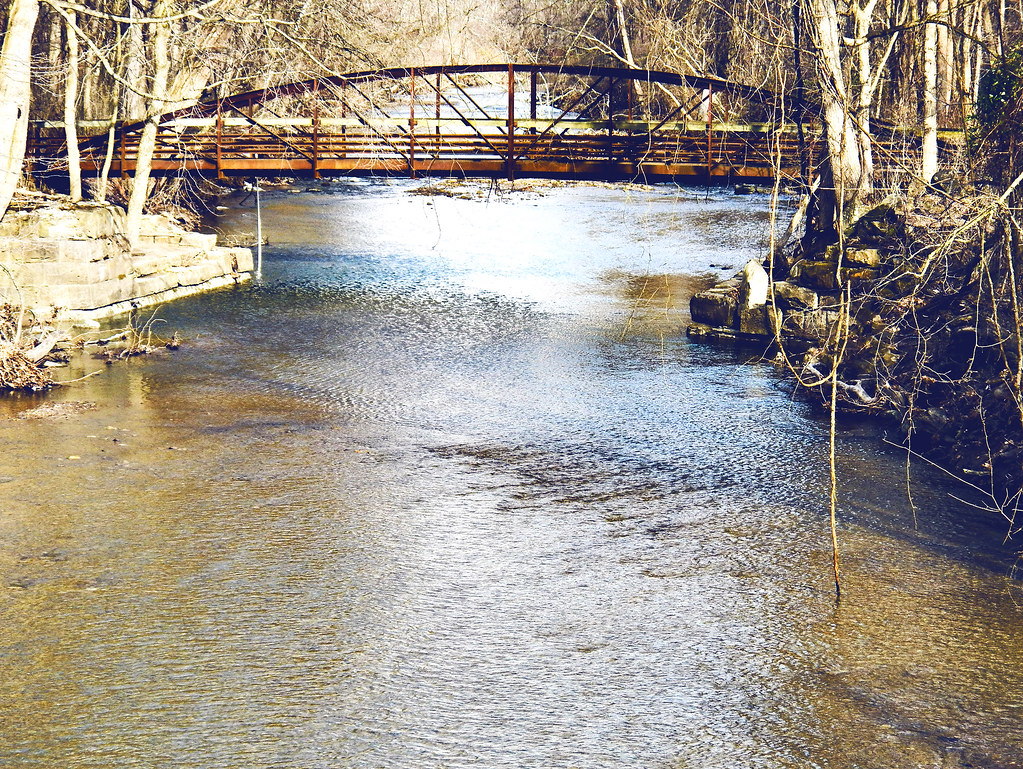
xmin=0 ymin=0 xmax=1021 ymax=227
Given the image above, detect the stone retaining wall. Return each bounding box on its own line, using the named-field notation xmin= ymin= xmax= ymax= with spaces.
xmin=0 ymin=200 xmax=253 ymax=326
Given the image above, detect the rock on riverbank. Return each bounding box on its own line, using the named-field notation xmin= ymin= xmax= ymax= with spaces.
xmin=0 ymin=196 xmax=253 ymax=327
xmin=689 ymin=192 xmax=1023 ymax=510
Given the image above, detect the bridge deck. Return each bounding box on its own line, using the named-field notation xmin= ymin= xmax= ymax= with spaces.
xmin=29 ymin=121 xmax=825 ymax=183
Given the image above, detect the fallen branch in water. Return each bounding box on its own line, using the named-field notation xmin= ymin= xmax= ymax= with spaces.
xmin=0 ymin=303 xmax=56 ymax=391
xmin=803 ymin=361 xmax=879 ymax=406
xmin=0 ymin=340 xmax=55 ymax=391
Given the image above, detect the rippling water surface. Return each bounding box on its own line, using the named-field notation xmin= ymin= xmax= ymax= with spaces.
xmin=1 ymin=179 xmax=1021 ymax=768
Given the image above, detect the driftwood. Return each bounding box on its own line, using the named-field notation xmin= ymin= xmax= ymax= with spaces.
xmin=0 ymin=341 xmax=54 ymax=390
xmin=23 ymin=332 xmax=61 ymax=363
xmin=803 ymin=361 xmax=879 ymax=406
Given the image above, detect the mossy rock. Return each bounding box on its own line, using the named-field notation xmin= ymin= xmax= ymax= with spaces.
xmin=790 ymin=260 xmax=837 ymax=291
xmin=840 ymin=267 xmax=880 ymax=286
xmin=877 ymin=274 xmax=920 ymax=298
xmin=845 ymin=248 xmax=881 ymax=268
xmin=848 ymin=202 xmax=906 ymax=246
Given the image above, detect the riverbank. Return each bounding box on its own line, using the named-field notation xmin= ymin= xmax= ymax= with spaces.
xmin=689 ymin=188 xmax=1023 ymax=523
xmin=1 ymin=191 xmax=253 ymax=326
xmin=0 ymin=191 xmax=253 ymax=388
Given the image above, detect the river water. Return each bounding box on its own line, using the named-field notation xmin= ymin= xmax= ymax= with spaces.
xmin=1 ymin=179 xmax=1021 ymax=768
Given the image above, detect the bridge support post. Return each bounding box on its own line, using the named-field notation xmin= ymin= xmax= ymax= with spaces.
xmin=313 ymin=79 xmax=321 ymax=179
xmin=706 ymin=83 xmax=713 ymax=180
xmin=435 ymin=72 xmax=442 ymax=154
xmin=216 ymin=99 xmax=225 ymax=181
xmin=506 ymin=64 xmax=515 ymax=182
xmin=530 ymin=70 xmax=537 ymax=121
xmin=339 ymin=81 xmax=347 ymax=162
xmin=119 ymin=122 xmax=127 ymax=180
xmin=409 ymin=68 xmax=416 ymax=179
xmin=606 ymin=80 xmax=616 ymax=175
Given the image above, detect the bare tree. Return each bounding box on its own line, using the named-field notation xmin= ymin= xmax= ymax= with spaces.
xmin=0 ymin=0 xmax=41 ymax=222
xmin=64 ymin=9 xmax=82 ymax=202
xmin=124 ymin=0 xmax=171 ymax=246
xmin=921 ymin=0 xmax=939 ymax=183
xmin=805 ymin=0 xmax=871 ymax=223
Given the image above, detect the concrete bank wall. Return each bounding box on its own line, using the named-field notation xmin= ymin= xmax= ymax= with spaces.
xmin=0 ymin=201 xmax=253 ymax=326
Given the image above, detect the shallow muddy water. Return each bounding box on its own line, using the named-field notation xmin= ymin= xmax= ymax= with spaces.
xmin=1 ymin=179 xmax=1021 ymax=768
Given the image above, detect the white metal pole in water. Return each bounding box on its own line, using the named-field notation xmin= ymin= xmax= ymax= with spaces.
xmin=255 ymin=180 xmax=263 ymax=280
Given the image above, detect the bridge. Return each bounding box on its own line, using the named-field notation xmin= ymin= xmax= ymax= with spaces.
xmin=27 ymin=64 xmax=927 ymax=186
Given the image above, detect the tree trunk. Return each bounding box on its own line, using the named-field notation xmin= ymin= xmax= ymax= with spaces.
xmin=851 ymin=0 xmax=881 ymax=200
xmin=973 ymin=12 xmax=985 ymax=105
xmin=96 ymin=107 xmax=118 ymax=204
xmin=122 ymin=1 xmax=145 ymax=121
xmin=125 ymin=0 xmax=171 ymax=248
xmin=922 ymin=0 xmax=939 ymax=184
xmin=0 ymin=0 xmax=40 ymax=223
xmin=937 ymin=0 xmax=953 ymax=115
xmin=961 ymin=4 xmax=977 ymax=113
xmin=64 ymin=11 xmax=82 ymax=202
xmin=806 ymin=0 xmax=870 ymax=225
xmin=612 ymin=0 xmax=636 ymax=67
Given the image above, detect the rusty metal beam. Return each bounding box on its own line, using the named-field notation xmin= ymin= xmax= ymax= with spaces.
xmin=418 ymin=74 xmax=505 ymax=158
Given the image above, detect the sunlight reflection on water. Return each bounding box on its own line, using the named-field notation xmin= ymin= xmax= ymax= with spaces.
xmin=0 ymin=179 xmax=1020 ymax=768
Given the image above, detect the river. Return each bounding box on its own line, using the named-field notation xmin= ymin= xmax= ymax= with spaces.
xmin=1 ymin=178 xmax=1021 ymax=768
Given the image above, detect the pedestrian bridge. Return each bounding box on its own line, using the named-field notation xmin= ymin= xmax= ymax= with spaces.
xmin=28 ymin=63 xmax=924 ymax=185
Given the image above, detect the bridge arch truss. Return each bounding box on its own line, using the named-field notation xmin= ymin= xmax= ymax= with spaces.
xmin=32 ymin=63 xmax=825 ymax=184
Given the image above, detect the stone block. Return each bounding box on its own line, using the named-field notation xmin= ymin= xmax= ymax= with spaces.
xmin=738 ymin=260 xmax=769 ymax=310
xmin=76 ymin=206 xmax=124 ymax=239
xmin=0 ymin=211 xmax=26 ymax=238
xmin=43 ymin=283 xmax=97 ymax=310
xmin=179 ymin=232 xmax=217 ymax=251
xmin=57 ymin=239 xmax=108 ymax=263
xmin=687 ymin=322 xmax=713 ymax=339
xmin=785 ymin=307 xmax=842 ymax=341
xmin=178 ymin=261 xmax=224 ymax=284
xmin=839 ymin=267 xmax=879 ymax=286
xmin=739 ymin=304 xmax=782 ymax=336
xmin=848 ymin=201 xmax=905 ymax=245
xmin=100 ymin=237 xmax=131 ymax=260
xmin=142 ymin=233 xmax=181 ymax=246
xmin=131 ymin=255 xmax=170 ymax=277
xmin=234 ymin=248 xmax=254 ymax=272
xmin=128 ymin=274 xmax=171 ymax=301
xmin=218 ymin=247 xmax=252 ymax=274
xmin=2 ymin=203 xmax=251 ymax=318
xmin=790 ymin=260 xmax=837 ymax=291
xmin=138 ymin=214 xmax=175 ymax=237
xmin=845 ymin=248 xmax=881 ymax=268
xmin=771 ymin=281 xmax=818 ymax=311
xmin=39 ymin=261 xmax=100 ymax=285
xmin=1 ymin=238 xmax=60 ymax=263
xmin=691 ymin=286 xmax=738 ymax=328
